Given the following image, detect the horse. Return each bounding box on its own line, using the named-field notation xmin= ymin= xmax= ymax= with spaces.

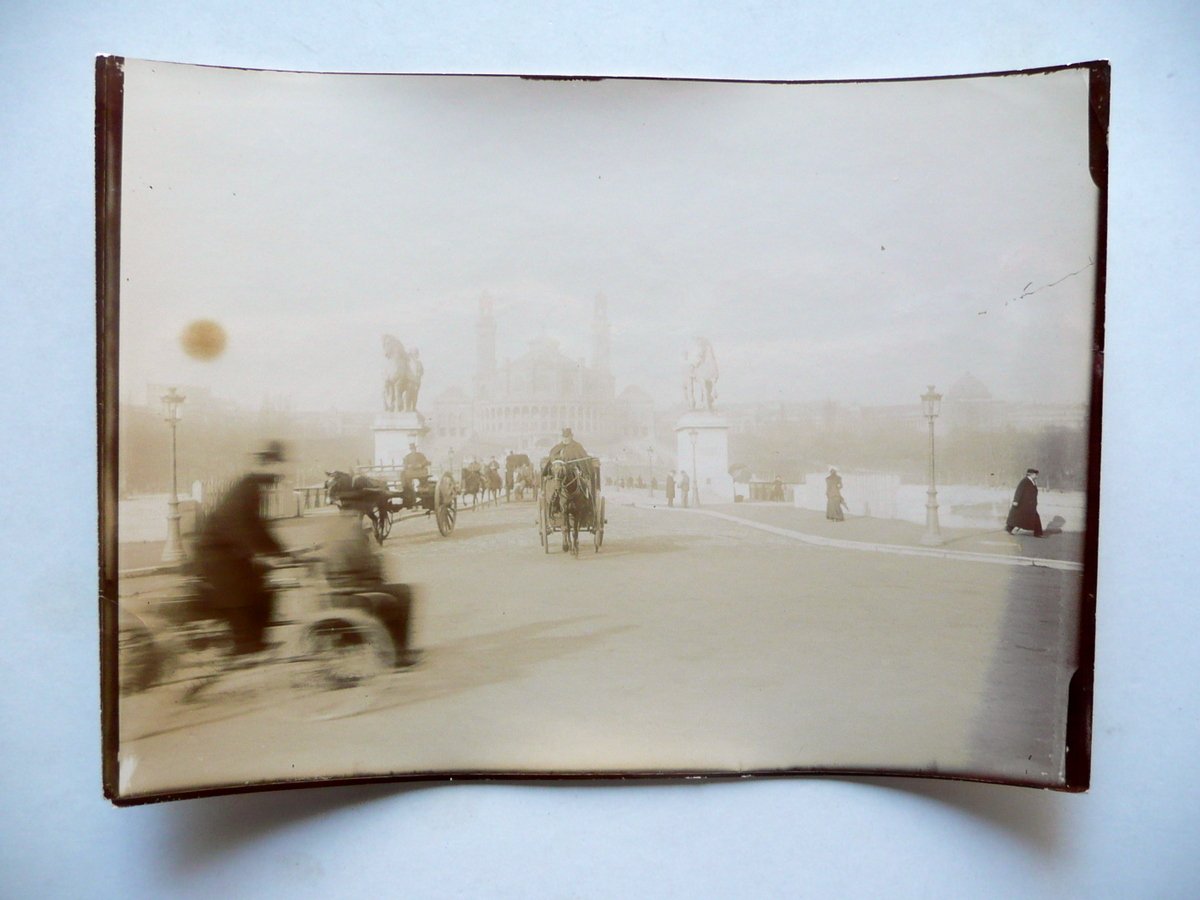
xmin=325 ymin=470 xmax=391 ymax=541
xmin=381 ymin=335 xmax=411 ymax=413
xmin=402 ymin=348 xmax=423 ymax=412
xmin=484 ymin=466 xmax=503 ymax=505
xmin=549 ymin=459 xmax=594 ymax=555
xmin=459 ymin=466 xmax=492 ymax=509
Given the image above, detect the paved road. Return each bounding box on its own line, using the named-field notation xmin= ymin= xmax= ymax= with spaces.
xmin=116 ymin=496 xmax=1082 ymax=799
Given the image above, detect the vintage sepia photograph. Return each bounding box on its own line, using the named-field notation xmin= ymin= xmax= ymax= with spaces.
xmin=99 ymin=57 xmax=1104 ymax=802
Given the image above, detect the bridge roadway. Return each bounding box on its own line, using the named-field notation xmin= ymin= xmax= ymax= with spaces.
xmin=116 ymin=495 xmax=1081 ymax=799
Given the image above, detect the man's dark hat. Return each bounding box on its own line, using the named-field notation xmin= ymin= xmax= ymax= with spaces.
xmin=562 ymin=427 xmax=573 ymax=438
xmin=256 ymin=440 xmax=286 ymax=464
xmin=1026 ymin=468 xmax=1039 ymax=475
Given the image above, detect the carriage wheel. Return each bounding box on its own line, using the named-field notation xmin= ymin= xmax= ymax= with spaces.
xmin=118 ymin=613 xmax=166 ymax=695
xmin=594 ymin=497 xmax=606 ymax=551
xmin=288 ymin=610 xmax=395 ymax=691
xmin=435 ymin=475 xmax=457 ymax=536
xmin=538 ymin=494 xmax=550 ymax=553
xmin=377 ymin=508 xmax=393 ymax=542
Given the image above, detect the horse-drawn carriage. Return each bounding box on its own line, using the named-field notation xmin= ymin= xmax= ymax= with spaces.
xmin=537 ymin=457 xmax=606 ymax=556
xmin=325 ymin=467 xmax=457 ymax=544
xmin=507 ymin=453 xmax=537 ymax=501
xmin=459 ymin=461 xmax=502 ymax=509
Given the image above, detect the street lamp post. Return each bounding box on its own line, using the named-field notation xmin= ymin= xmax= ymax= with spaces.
xmin=161 ymin=387 xmax=186 ymax=562
xmin=920 ymin=384 xmax=943 ymax=546
xmin=688 ymin=428 xmax=700 ymax=508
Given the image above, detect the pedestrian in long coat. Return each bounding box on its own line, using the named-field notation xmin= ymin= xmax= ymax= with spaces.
xmin=1005 ymin=468 xmax=1044 ymax=536
xmin=678 ymin=470 xmax=690 ymax=507
xmin=665 ymin=473 xmax=676 ymax=507
xmin=825 ymin=467 xmax=845 ymax=521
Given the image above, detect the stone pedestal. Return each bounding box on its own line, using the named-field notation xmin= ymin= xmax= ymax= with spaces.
xmin=373 ymin=411 xmax=429 ymax=467
xmin=674 ymin=411 xmax=735 ymax=504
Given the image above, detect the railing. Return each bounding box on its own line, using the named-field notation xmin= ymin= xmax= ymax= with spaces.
xmin=746 ymin=481 xmax=796 ymax=503
xmin=292 ymin=484 xmax=331 ymax=516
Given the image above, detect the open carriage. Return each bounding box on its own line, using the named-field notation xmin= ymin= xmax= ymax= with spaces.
xmin=326 ymin=467 xmax=457 ymax=544
xmin=537 ymin=457 xmax=606 ymax=556
xmin=507 ymin=453 xmax=537 ymax=501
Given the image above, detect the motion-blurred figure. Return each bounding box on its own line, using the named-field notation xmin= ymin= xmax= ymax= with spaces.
xmin=321 ymin=510 xmax=418 ymax=667
xmin=193 ymin=441 xmax=291 ymax=656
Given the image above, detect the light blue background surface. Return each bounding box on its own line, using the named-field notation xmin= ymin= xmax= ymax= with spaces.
xmin=2 ymin=2 xmax=1198 ymax=896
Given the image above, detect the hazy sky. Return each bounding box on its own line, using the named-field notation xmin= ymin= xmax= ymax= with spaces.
xmin=118 ymin=60 xmax=1099 ymax=412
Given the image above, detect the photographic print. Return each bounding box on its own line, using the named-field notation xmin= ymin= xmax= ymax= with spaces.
xmin=99 ymin=58 xmax=1105 ymax=802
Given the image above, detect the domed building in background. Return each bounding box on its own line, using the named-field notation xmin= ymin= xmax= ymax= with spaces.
xmin=425 ymin=294 xmax=658 ymax=468
xmin=942 ymin=372 xmax=1002 ymax=432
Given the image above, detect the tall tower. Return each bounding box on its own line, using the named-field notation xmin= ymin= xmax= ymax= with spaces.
xmin=591 ymin=292 xmax=615 ymax=403
xmin=591 ymin=293 xmax=611 ymax=372
xmin=476 ymin=293 xmax=497 ymax=398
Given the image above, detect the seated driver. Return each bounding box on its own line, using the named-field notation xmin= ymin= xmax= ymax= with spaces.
xmin=401 ymin=441 xmax=430 ymax=506
xmin=544 ymin=427 xmax=597 ymax=512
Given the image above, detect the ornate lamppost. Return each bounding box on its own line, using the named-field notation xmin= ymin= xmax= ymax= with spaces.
xmin=161 ymin=387 xmax=186 ymax=562
xmin=688 ymin=428 xmax=700 ymax=508
xmin=920 ymin=384 xmax=943 ymax=546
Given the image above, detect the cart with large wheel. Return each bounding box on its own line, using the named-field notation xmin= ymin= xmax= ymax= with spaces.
xmin=326 ymin=468 xmax=457 ymax=544
xmin=537 ymin=457 xmax=605 ymax=556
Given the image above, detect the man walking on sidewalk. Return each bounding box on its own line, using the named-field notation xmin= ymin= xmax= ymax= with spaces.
xmin=1006 ymin=468 xmax=1044 ymax=537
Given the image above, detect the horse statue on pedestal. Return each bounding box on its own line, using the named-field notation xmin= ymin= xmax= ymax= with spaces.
xmin=382 ymin=335 xmax=411 ymax=413
xmin=402 ymin=347 xmax=423 ymax=412
xmin=683 ymin=337 xmax=720 ymax=411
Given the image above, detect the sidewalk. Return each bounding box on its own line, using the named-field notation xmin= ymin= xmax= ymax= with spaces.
xmin=615 ymin=492 xmax=1085 ymax=571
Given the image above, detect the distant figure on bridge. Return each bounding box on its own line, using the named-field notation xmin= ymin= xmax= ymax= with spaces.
xmin=193 ymin=441 xmax=291 ymax=656
xmin=678 ymin=470 xmax=690 ymax=508
xmin=826 ymin=467 xmax=846 ymax=521
xmin=665 ymin=472 xmax=676 ymax=507
xmin=504 ymin=449 xmax=518 ymax=500
xmin=771 ymin=475 xmax=785 ymax=502
xmin=1005 ymin=468 xmax=1044 ymax=537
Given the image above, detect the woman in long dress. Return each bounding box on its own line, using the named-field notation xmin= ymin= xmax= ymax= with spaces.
xmin=825 ymin=467 xmax=845 ymax=521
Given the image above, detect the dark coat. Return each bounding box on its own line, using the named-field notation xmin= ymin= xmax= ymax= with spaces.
xmin=549 ymin=439 xmax=589 ymax=463
xmin=195 ymin=473 xmax=282 ymax=611
xmin=402 ymin=450 xmax=430 ymax=477
xmin=825 ymin=473 xmax=845 ymax=520
xmin=1006 ymin=476 xmax=1042 ymax=532
xmin=665 ymin=475 xmax=676 ymax=499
